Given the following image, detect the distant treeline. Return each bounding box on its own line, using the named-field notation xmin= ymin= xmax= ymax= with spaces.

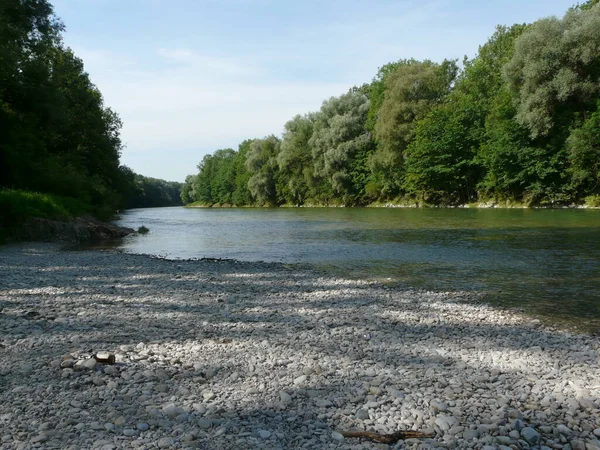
xmin=183 ymin=0 xmax=600 ymax=208
xmin=0 ymin=0 xmax=181 ymax=223
xmin=125 ymin=173 xmax=183 ymax=209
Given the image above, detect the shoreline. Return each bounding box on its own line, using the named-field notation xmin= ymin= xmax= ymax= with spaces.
xmin=184 ymin=202 xmax=600 ymax=210
xmin=1 ymin=243 xmax=600 ymax=449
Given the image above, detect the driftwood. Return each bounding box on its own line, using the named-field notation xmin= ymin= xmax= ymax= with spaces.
xmin=340 ymin=429 xmax=435 ymax=444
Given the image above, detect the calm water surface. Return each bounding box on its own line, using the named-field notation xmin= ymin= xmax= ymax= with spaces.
xmin=113 ymin=207 xmax=600 ymax=331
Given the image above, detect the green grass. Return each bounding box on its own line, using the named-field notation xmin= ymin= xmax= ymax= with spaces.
xmin=0 ymin=189 xmax=90 ymax=226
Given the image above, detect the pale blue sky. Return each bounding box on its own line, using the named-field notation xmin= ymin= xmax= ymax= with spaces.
xmin=52 ymin=0 xmax=576 ymax=182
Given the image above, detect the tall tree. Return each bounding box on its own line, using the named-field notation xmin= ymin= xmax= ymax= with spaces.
xmin=504 ymin=4 xmax=600 ymax=139
xmin=277 ymin=114 xmax=315 ymax=205
xmin=371 ymin=59 xmax=458 ymax=199
xmin=309 ymin=90 xmax=372 ymax=204
xmin=246 ymin=136 xmax=281 ymax=205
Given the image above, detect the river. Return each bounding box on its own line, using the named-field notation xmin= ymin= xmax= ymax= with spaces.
xmin=112 ymin=206 xmax=600 ymax=331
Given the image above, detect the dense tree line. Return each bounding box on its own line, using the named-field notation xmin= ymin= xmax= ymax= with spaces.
xmin=125 ymin=172 xmax=183 ymax=209
xmin=0 ymin=0 xmax=179 ymax=219
xmin=183 ymin=1 xmax=600 ymax=207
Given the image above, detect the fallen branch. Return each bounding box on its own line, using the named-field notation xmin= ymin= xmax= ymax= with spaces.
xmin=340 ymin=429 xmax=435 ymax=444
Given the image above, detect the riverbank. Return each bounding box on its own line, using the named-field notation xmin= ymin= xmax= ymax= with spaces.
xmin=1 ymin=244 xmax=600 ymax=450
xmin=184 ymin=200 xmax=600 ymax=209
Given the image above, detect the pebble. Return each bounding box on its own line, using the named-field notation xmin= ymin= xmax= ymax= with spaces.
xmin=157 ymin=437 xmax=175 ymax=448
xmin=521 ymin=427 xmax=540 ymax=445
xmin=1 ymin=243 xmax=600 ymax=450
xmin=331 ymin=431 xmax=344 ymax=441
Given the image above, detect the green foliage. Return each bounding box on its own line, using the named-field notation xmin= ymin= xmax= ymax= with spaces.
xmin=0 ymin=189 xmax=90 ymax=226
xmin=309 ymin=90 xmax=373 ymax=203
xmin=404 ymin=101 xmax=480 ymax=205
xmin=567 ymin=101 xmax=600 ymax=196
xmin=137 ymin=225 xmax=149 ymax=234
xmin=277 ymin=114 xmax=315 ymax=205
xmin=246 ymin=136 xmax=281 ymax=206
xmin=182 ymin=3 xmax=600 ymax=208
xmin=127 ymin=174 xmax=183 ymax=208
xmin=371 ymin=59 xmax=458 ymax=199
xmin=504 ymin=5 xmax=600 ymax=138
xmin=0 ymin=0 xmax=145 ymax=221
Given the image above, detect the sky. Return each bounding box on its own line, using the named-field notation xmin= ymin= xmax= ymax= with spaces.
xmin=52 ymin=0 xmax=577 ymax=182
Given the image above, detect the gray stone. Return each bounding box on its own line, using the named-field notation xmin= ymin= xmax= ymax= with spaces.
xmin=198 ymin=419 xmax=212 ymax=429
xmin=83 ymin=358 xmax=97 ymax=370
xmin=157 ymin=437 xmax=175 ymax=448
xmin=430 ymin=399 xmax=448 ymax=412
xmin=293 ymin=375 xmax=307 ymax=385
xmin=356 ymin=409 xmax=369 ymax=420
xmin=435 ymin=415 xmax=460 ymax=431
xmin=136 ymin=423 xmax=149 ymax=431
xmin=521 ymin=427 xmax=540 ymax=445
xmin=258 ymin=430 xmax=271 ymax=439
xmin=331 ymin=431 xmax=344 ymax=441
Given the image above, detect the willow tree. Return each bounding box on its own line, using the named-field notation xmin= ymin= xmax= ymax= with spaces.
xmin=246 ymin=136 xmax=281 ymax=206
xmin=309 ymin=91 xmax=372 ymax=204
xmin=277 ymin=114 xmax=315 ymax=205
xmin=371 ymin=59 xmax=458 ymax=199
xmin=504 ymin=4 xmax=600 ymax=139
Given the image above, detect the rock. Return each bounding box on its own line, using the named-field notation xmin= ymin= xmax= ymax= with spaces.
xmin=463 ymin=429 xmax=479 ymax=440
xmin=557 ymin=424 xmax=572 ymax=435
xmin=293 ymin=375 xmax=307 ymax=385
xmin=258 ymin=430 xmax=271 ymax=439
xmin=30 ymin=435 xmax=47 ymax=443
xmin=521 ymin=427 xmax=540 ymax=445
xmin=594 ymin=429 xmax=600 ymax=438
xmin=60 ymin=359 xmax=74 ymax=368
xmin=435 ymin=415 xmax=460 ymax=431
xmin=198 ymin=419 xmax=212 ymax=429
xmin=162 ymin=403 xmax=182 ymax=418
xmin=157 ymin=437 xmax=175 ymax=448
xmin=571 ymin=440 xmax=586 ymax=450
xmin=104 ymin=365 xmax=118 ymax=376
xmin=331 ymin=431 xmax=344 ymax=441
xmin=82 ymin=358 xmax=97 ymax=370
xmin=94 ymin=351 xmax=116 ymax=365
xmin=280 ymin=391 xmax=292 ymax=403
xmin=431 ymin=399 xmax=448 ymax=412
xmin=123 ymin=429 xmax=136 ymax=436
xmin=136 ymin=423 xmax=149 ymax=432
xmin=114 ymin=416 xmax=125 ymax=426
xmin=356 ymin=409 xmax=369 ymax=420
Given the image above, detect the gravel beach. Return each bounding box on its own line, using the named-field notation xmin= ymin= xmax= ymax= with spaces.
xmin=1 ymin=243 xmax=599 ymax=450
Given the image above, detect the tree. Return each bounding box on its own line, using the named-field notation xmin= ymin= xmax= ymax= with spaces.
xmin=232 ymin=140 xmax=252 ymax=206
xmin=504 ymin=4 xmax=600 ymax=138
xmin=309 ymin=90 xmax=372 ymax=204
xmin=246 ymin=136 xmax=281 ymax=205
xmin=371 ymin=59 xmax=458 ymax=199
xmin=277 ymin=114 xmax=315 ymax=205
xmin=567 ymin=101 xmax=600 ymax=196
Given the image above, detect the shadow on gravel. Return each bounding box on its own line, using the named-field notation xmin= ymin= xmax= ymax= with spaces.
xmin=1 ymin=246 xmax=599 ymax=449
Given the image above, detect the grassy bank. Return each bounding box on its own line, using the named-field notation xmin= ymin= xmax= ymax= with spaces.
xmin=0 ymin=189 xmax=91 ymax=243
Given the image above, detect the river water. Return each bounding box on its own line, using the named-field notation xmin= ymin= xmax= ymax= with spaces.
xmin=112 ymin=206 xmax=600 ymax=331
